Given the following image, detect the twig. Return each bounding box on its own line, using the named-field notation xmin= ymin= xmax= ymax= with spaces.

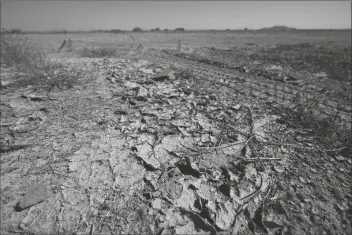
xmin=323 ymin=146 xmax=347 ymax=152
xmin=197 ymin=139 xmax=247 ymax=150
xmin=242 ymin=157 xmax=283 ymax=161
xmin=178 ymin=135 xmax=255 ymax=157
xmin=239 ymin=135 xmax=254 ymax=152
xmin=1 ymin=122 xmax=16 ymax=127
xmin=96 ymin=211 xmax=110 ymax=232
xmin=240 ymin=172 xmax=263 ymax=201
xmin=259 ymin=139 xmax=348 ymax=153
xmin=180 ymin=148 xmax=242 ymax=156
xmin=180 ymin=142 xmax=198 ymax=152
xmin=258 ymin=140 xmax=316 ymax=150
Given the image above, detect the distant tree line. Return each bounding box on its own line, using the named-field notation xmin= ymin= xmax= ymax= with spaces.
xmin=2 ymin=28 xmax=22 ymax=34
xmin=134 ymin=27 xmax=186 ymax=32
xmin=2 ymin=27 xmax=349 ymax=35
xmin=174 ymin=28 xmax=185 ymax=32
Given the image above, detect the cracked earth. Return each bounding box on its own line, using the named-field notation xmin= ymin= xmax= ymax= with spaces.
xmin=1 ymin=32 xmax=351 ymax=234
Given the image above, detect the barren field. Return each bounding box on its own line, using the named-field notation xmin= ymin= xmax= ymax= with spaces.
xmin=1 ymin=31 xmax=351 ymax=235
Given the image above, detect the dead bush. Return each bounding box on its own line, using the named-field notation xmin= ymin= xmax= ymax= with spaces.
xmin=1 ymin=35 xmax=46 ymax=70
xmin=1 ymin=35 xmax=82 ymax=91
xmin=79 ymin=47 xmax=117 ymax=58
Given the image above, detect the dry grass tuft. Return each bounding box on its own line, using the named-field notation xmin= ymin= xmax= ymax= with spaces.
xmin=1 ymin=35 xmax=83 ymax=91
xmin=79 ymin=47 xmax=117 ymax=58
xmin=279 ymin=95 xmax=351 ymax=157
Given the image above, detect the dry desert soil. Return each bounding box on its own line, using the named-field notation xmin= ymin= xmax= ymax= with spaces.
xmin=1 ymin=31 xmax=351 ymax=235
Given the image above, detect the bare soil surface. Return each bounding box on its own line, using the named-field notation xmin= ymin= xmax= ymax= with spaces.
xmin=1 ymin=31 xmax=351 ymax=235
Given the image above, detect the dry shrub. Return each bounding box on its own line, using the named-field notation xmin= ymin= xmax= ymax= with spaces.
xmin=1 ymin=35 xmax=82 ymax=91
xmin=1 ymin=35 xmax=46 ymax=70
xmin=79 ymin=47 xmax=117 ymax=58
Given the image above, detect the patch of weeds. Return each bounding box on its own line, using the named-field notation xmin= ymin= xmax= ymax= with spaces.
xmin=1 ymin=35 xmax=83 ymax=91
xmin=96 ymin=190 xmax=152 ymax=234
xmin=279 ymin=94 xmax=351 ymax=156
xmin=79 ymin=47 xmax=117 ymax=58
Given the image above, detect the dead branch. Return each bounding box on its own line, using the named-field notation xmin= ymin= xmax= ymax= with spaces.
xmin=242 ymin=157 xmax=284 ymax=161
xmin=323 ymin=146 xmax=347 ymax=152
xmin=240 ymin=172 xmax=263 ymax=201
xmin=257 ymin=139 xmax=316 ymax=150
xmin=239 ymin=135 xmax=254 ymax=152
xmin=198 ymin=139 xmax=247 ymax=150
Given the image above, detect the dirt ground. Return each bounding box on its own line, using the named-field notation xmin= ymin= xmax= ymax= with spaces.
xmin=1 ymin=31 xmax=351 ymax=234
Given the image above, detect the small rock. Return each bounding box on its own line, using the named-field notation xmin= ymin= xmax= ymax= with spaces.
xmin=150 ymin=69 xmax=175 ymax=81
xmin=214 ymin=201 xmax=236 ymax=230
xmin=1 ymin=80 xmax=12 ymax=87
xmin=106 ymin=76 xmax=116 ymax=83
xmin=120 ymin=115 xmax=128 ymax=123
xmin=299 ymin=176 xmax=306 ymax=184
xmin=277 ymin=182 xmax=287 ymax=191
xmin=297 ymin=214 xmax=311 ymax=225
xmin=137 ymin=86 xmax=149 ymax=98
xmin=124 ymin=81 xmax=140 ymax=89
xmin=39 ymin=107 xmax=49 ymax=113
xmin=11 ymin=124 xmax=36 ymax=133
xmin=139 ymin=68 xmax=154 ymax=74
xmin=15 ymin=183 xmax=52 ymax=211
xmin=274 ymin=201 xmax=287 ymax=216
xmin=232 ymin=104 xmax=241 ymax=110
xmin=137 ymin=142 xmax=161 ymax=170
xmin=151 ymin=198 xmax=162 ymax=210
xmin=296 ymin=193 xmax=305 ymax=203
xmin=286 ymin=190 xmax=296 ymax=200
xmin=311 ymin=215 xmax=319 ymax=224
xmin=28 ymin=94 xmax=47 ymax=101
xmin=273 ymin=166 xmax=285 ymax=173
xmin=169 ymin=167 xmax=182 ymax=177
xmin=336 ymin=203 xmax=346 ymax=211
xmin=335 ymin=156 xmax=345 ymax=161
xmin=263 ymin=220 xmax=283 ymax=229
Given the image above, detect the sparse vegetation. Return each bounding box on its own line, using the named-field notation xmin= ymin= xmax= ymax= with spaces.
xmin=110 ymin=29 xmax=122 ymax=33
xmin=1 ymin=35 xmax=83 ymax=91
xmin=10 ymin=29 xmax=22 ymax=34
xmin=78 ymin=47 xmax=117 ymax=58
xmin=174 ymin=27 xmax=185 ymax=32
xmin=1 ymin=30 xmax=351 ymax=235
xmin=279 ymin=95 xmax=351 ymax=155
xmin=132 ymin=27 xmax=143 ymax=32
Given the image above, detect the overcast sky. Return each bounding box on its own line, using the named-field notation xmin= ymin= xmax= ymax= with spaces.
xmin=1 ymin=1 xmax=351 ymax=31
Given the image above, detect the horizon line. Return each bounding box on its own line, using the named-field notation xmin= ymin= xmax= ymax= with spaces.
xmin=2 ymin=28 xmax=352 ymax=32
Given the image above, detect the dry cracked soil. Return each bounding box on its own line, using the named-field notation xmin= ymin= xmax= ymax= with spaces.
xmin=1 ymin=32 xmax=351 ymax=235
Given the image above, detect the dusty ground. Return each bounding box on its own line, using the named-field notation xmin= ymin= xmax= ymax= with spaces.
xmin=1 ymin=31 xmax=351 ymax=234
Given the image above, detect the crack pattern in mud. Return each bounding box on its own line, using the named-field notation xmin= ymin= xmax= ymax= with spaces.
xmin=1 ymin=53 xmax=351 ymax=235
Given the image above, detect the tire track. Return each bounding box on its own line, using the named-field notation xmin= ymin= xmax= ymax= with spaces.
xmin=143 ymin=50 xmax=351 ymax=124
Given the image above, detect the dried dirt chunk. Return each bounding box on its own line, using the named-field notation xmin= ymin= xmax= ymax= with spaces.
xmin=150 ymin=69 xmax=175 ymax=81
xmin=15 ymin=183 xmax=52 ymax=211
xmin=136 ymin=142 xmax=161 ymax=169
xmin=335 ymin=155 xmax=345 ymax=161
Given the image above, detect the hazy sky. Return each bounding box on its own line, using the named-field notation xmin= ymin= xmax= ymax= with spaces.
xmin=1 ymin=1 xmax=351 ymax=31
